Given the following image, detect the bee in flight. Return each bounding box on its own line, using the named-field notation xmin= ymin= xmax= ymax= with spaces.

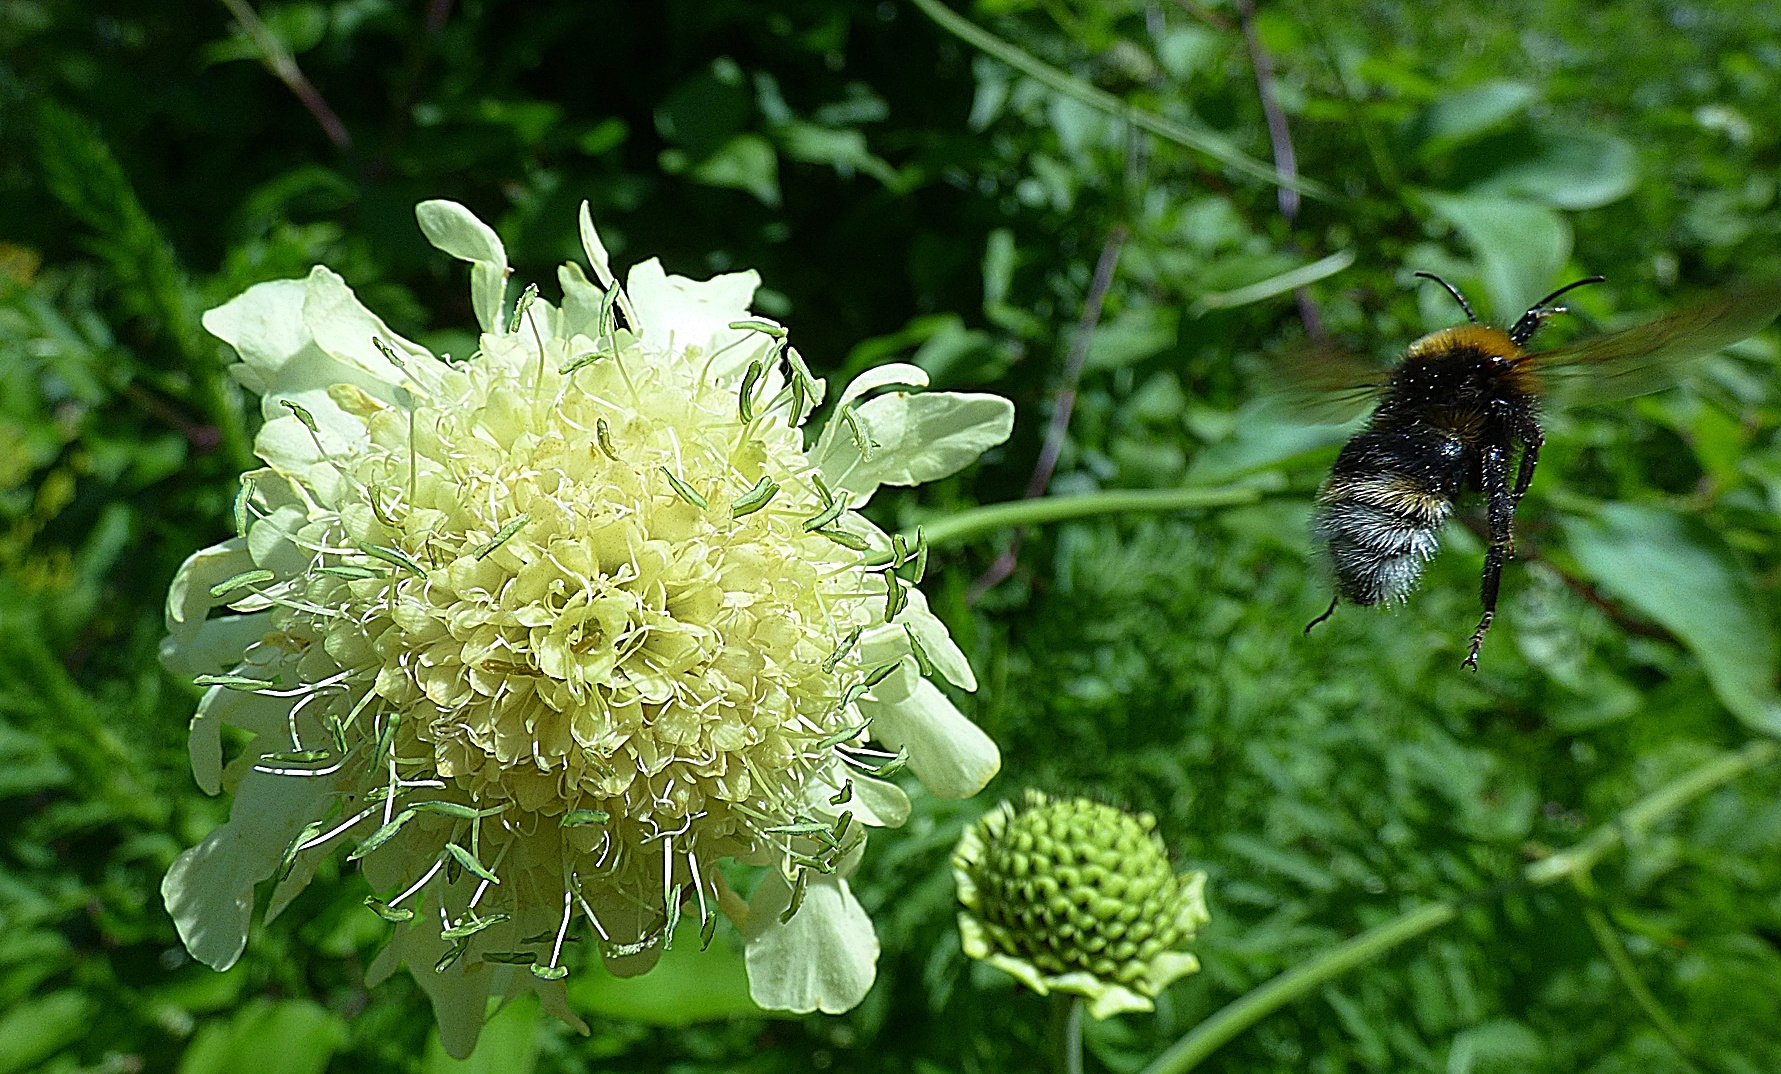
xmin=1300 ymin=273 xmax=1781 ymax=670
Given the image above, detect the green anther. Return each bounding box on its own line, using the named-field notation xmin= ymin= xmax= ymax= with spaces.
xmin=509 ymin=282 xmax=539 ymax=333
xmin=815 ymin=528 xmax=869 ymax=551
xmin=817 ymin=718 xmax=871 ymax=749
xmin=832 ymin=810 xmax=853 ymax=841
xmin=408 ymin=801 xmax=485 ymax=819
xmin=789 ymin=372 xmax=806 ymax=425
xmin=821 ymin=627 xmax=863 ymax=674
xmin=660 ymin=467 xmax=710 ymax=510
xmin=562 ymin=809 xmax=610 ymax=827
xmin=780 ymin=868 xmax=810 ymax=924
xmin=905 ymin=625 xmax=935 ymax=677
xmin=442 ymin=913 xmax=511 ymax=940
xmin=561 ymin=351 xmax=603 ymax=375
xmin=263 ymin=750 xmax=330 ymax=764
xmin=861 ymin=549 xmax=897 ymax=568
xmin=861 ymin=661 xmax=901 ymax=690
xmin=738 ymin=359 xmax=764 ymax=422
xmin=364 ymin=896 xmax=415 ymax=923
xmin=483 ymin=951 xmax=537 ymax=965
xmin=473 ymin=513 xmax=531 ymax=560
xmin=444 ymin=843 xmax=500 ymax=883
xmin=701 ymin=913 xmax=719 ymax=950
xmin=347 ymin=809 xmax=417 ymax=861
xmin=277 ymin=820 xmax=326 ymax=882
xmin=841 ymin=406 xmax=872 ymax=459
xmin=728 ymin=319 xmax=787 ymax=338
xmin=232 ymin=477 xmax=254 ymax=538
xmin=595 ymin=418 xmax=619 ymax=461
xmin=530 ymin=964 xmax=569 ymax=981
xmin=829 ymin=782 xmax=853 ymax=805
xmin=912 ymin=529 xmax=929 ymax=583
xmin=361 ymin=543 xmax=426 ymax=575
xmin=766 ymin=820 xmax=834 ymax=836
xmin=328 ymin=716 xmax=348 ymax=754
xmin=598 ymin=284 xmax=620 ymax=346
xmin=209 ymin=569 xmax=275 ymax=599
xmin=663 ymin=884 xmax=683 ymax=950
xmin=812 ymin=473 xmax=835 ymax=506
xmin=867 ymin=747 xmax=909 ymax=778
xmin=371 ymin=337 xmax=407 ymax=370
xmin=435 ymin=942 xmax=469 ymax=974
xmin=194 ymin=673 xmax=274 ymax=690
xmin=318 ymin=565 xmax=383 ymax=580
xmin=282 ymin=399 xmax=319 ymax=433
xmin=882 ymin=570 xmax=908 ymax=621
xmin=731 ymin=476 xmax=779 ymax=518
xmin=803 ymin=498 xmax=846 ymax=532
xmin=892 ymin=533 xmax=908 ymax=565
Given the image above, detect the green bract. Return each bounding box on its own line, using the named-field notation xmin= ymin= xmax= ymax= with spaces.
xmin=159 ymin=198 xmax=1014 ymax=1059
xmin=953 ymin=791 xmax=1209 ymax=1018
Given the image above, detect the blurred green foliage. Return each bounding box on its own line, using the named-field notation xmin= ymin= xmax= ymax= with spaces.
xmin=2 ymin=0 xmax=1781 ymax=1071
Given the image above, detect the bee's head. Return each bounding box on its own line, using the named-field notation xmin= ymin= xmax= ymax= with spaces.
xmin=1508 ymin=276 xmax=1606 ymax=346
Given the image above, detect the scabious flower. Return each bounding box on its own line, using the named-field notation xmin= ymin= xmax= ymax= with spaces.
xmin=953 ymin=791 xmax=1209 ymax=1019
xmin=161 ymin=199 xmax=1013 ymax=1057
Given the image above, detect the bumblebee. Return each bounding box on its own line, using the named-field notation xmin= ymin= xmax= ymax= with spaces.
xmin=1302 ymin=273 xmax=1781 ymax=670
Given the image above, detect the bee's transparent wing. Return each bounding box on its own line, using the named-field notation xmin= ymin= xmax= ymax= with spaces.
xmin=1533 ymin=280 xmax=1781 ymax=408
xmin=1261 ymin=338 xmax=1387 ymax=424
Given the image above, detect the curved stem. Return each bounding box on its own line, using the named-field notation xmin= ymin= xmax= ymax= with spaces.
xmin=1139 ymin=740 xmax=1778 ymax=1074
xmin=1578 ymin=902 xmax=1706 ymax=1073
xmin=906 ymin=0 xmax=1328 ymax=199
xmin=1051 ymin=993 xmax=1084 ymax=1074
xmin=916 ymin=486 xmax=1266 ymax=549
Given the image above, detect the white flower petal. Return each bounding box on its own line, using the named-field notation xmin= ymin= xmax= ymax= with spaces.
xmin=625 ymin=258 xmax=770 ymax=376
xmin=818 ymin=390 xmax=1014 ymax=505
xmin=899 ymin=587 xmax=977 ymax=691
xmin=253 ymin=415 xmax=351 ymax=506
xmin=165 ymin=538 xmax=254 ymax=645
xmin=160 ymin=766 xmax=341 ymax=971
xmin=849 ymin=773 xmax=911 ymax=828
xmin=186 ymin=683 xmax=294 ymax=795
xmin=201 ymin=279 xmax=312 ymax=396
xmin=744 ymin=871 xmax=878 ymax=1014
xmin=577 ymin=201 xmax=616 ymax=289
xmin=857 ymin=676 xmax=999 ymax=799
xmin=558 ymin=262 xmax=605 ymax=340
xmin=836 ymin=363 xmax=929 ymax=410
xmin=416 ymin=200 xmax=509 ymax=334
xmin=159 ymin=610 xmax=276 ymax=678
xmin=301 ymin=267 xmax=439 ymax=395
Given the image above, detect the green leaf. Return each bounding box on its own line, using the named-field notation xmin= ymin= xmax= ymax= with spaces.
xmin=1564 ymin=503 xmax=1781 ymax=734
xmin=682 ymin=134 xmax=782 ymax=208
xmin=175 ymin=999 xmax=347 ymax=1074
xmin=0 ymin=989 xmax=93 ymax=1074
xmin=1422 ymin=191 xmax=1571 ymax=321
xmin=1478 ymin=129 xmax=1638 ymax=211
xmin=1414 ymin=80 xmax=1537 ymax=156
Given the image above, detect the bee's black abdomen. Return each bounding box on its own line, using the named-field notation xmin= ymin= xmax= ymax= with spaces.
xmin=1313 ymin=427 xmax=1464 ymax=606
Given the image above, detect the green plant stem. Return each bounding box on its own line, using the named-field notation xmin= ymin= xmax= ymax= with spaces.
xmin=1578 ymin=903 xmax=1705 ymax=1073
xmin=916 ymin=486 xmax=1266 ymax=549
xmin=1051 ymin=993 xmax=1084 ymax=1074
xmin=906 ymin=0 xmax=1329 ymax=199
xmin=1139 ymin=739 xmax=1778 ymax=1074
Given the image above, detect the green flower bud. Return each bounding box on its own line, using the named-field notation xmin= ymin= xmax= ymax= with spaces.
xmin=952 ymin=791 xmax=1209 ymax=1018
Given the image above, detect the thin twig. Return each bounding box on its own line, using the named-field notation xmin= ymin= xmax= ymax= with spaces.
xmin=1235 ymin=0 xmax=1322 ymax=337
xmin=967 ymin=227 xmax=1126 ymax=603
xmin=1578 ymin=901 xmax=1708 ymax=1073
xmin=217 ymin=0 xmax=351 ymax=151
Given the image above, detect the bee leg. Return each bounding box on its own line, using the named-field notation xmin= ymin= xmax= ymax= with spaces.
xmin=1506 ymin=429 xmax=1544 ymax=555
xmin=1466 ymin=442 xmax=1515 ymax=671
xmin=1304 ymin=595 xmax=1339 ymax=634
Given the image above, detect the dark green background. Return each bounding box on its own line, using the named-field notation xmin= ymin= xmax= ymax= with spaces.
xmin=4 ymin=1 xmax=1781 ymax=1071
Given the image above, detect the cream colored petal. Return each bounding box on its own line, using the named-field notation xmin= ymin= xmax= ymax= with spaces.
xmin=160 ymin=766 xmax=341 ymax=971
xmin=254 ymin=414 xmax=349 ymax=506
xmin=744 ymin=871 xmax=878 ymax=1015
xmin=301 ymin=266 xmax=441 ymax=395
xmin=159 ymin=610 xmax=276 ymax=678
xmin=558 ymin=261 xmax=605 ymax=339
xmin=819 ymin=390 xmax=1015 ymax=505
xmin=201 ymin=278 xmax=311 ymax=396
xmin=186 ymin=682 xmax=295 ymax=795
xmin=810 ymin=363 xmax=928 ymax=472
xmin=857 ymin=676 xmax=999 ymax=799
xmin=849 ymin=773 xmax=911 ymax=828
xmin=416 ymin=199 xmax=510 ymax=334
xmin=899 ymin=587 xmax=977 ymax=691
xmin=165 ymin=538 xmax=254 ymax=645
xmin=577 ymin=201 xmax=616 ymax=289
xmin=625 ymin=258 xmax=770 ymax=376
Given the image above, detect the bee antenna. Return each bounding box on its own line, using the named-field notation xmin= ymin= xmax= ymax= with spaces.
xmin=1413 ymin=272 xmax=1478 ymax=323
xmin=1510 ymin=276 xmax=1607 ymax=345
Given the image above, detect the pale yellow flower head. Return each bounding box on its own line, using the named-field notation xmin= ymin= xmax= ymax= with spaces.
xmin=161 ymin=200 xmax=1013 ymax=1057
